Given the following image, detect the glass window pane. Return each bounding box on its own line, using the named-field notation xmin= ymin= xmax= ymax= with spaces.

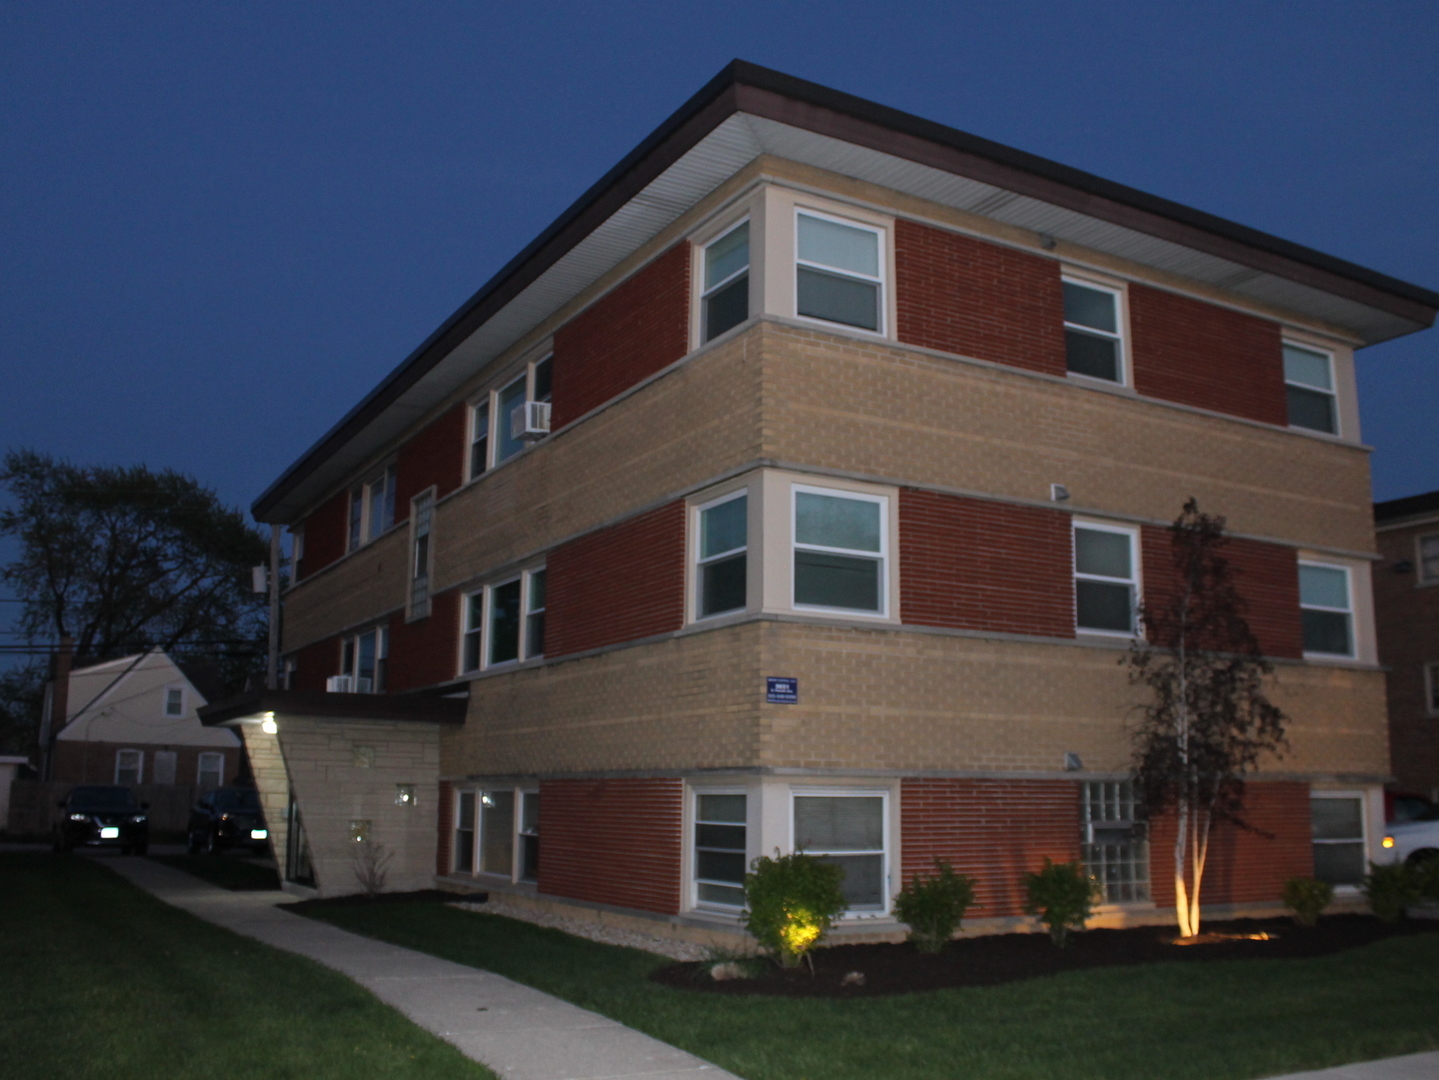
xmin=457 ymin=792 xmax=476 ymax=831
xmin=702 ymin=496 xmax=747 ymax=558
xmin=1066 ymin=330 xmax=1119 ymax=381
xmin=795 ymin=492 xmax=880 ymax=552
xmin=1302 ymin=610 xmax=1352 ymax=655
xmin=1313 ymin=842 xmax=1365 ymax=886
xmin=1063 ymin=282 xmax=1117 ymax=333
xmin=697 ymin=850 xmax=747 ymax=883
xmin=798 ymin=215 xmax=878 ymax=277
xmin=704 ymin=276 xmax=749 ymax=341
xmin=1420 ymin=535 xmax=1439 ymax=581
xmin=696 ymin=823 xmax=747 ymax=850
xmin=795 ymin=551 xmax=880 ymax=611
xmin=1287 ymin=386 xmax=1336 ymax=433
xmin=794 ymin=796 xmax=883 ymax=851
xmin=489 ymin=580 xmax=521 ymax=664
xmin=797 ymin=267 xmax=879 ymax=330
xmin=705 ymin=222 xmax=749 ymax=289
xmin=1311 ymin=798 xmax=1363 ymax=841
xmin=698 ymin=793 xmax=746 ymax=823
xmin=496 ymin=377 xmax=527 ymax=463
xmin=521 ymin=792 xmax=540 ymax=834
xmin=480 ymin=791 xmax=514 ymax=876
xmin=1300 ymin=565 xmax=1349 ymax=609
xmin=471 ymin=403 xmax=489 ymax=475
xmin=1077 ymin=580 xmax=1134 ymax=632
xmin=698 ymin=882 xmax=746 ymax=905
xmin=532 ymin=357 xmax=552 ymax=403
xmin=1075 ymin=528 xmax=1131 ymax=579
xmin=1284 ymin=345 xmax=1332 ymax=391
xmin=528 ymin=569 xmax=546 ymax=611
xmin=819 ymin=853 xmax=884 ymax=909
xmin=701 ymin=554 xmax=746 ymax=616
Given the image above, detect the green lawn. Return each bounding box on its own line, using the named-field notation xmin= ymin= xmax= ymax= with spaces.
xmin=301 ymin=900 xmax=1439 ymax=1080
xmin=150 ymin=852 xmax=281 ymax=891
xmin=0 ymin=854 xmax=496 ymax=1080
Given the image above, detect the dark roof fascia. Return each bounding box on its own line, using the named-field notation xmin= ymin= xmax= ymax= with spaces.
xmin=1374 ymin=489 xmax=1439 ymax=524
xmin=199 ymin=689 xmax=467 ymax=727
xmin=253 ymin=59 xmax=1438 ymax=523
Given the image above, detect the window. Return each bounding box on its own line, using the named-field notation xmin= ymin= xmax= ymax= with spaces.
xmin=347 ymin=465 xmax=397 ymax=551
xmin=796 ymin=211 xmax=882 ymax=332
xmin=697 ymin=492 xmax=747 ymax=618
xmin=793 ymin=486 xmax=886 ymax=615
xmin=1426 ymin=663 xmax=1439 ymax=716
xmin=1063 ymin=279 xmax=1124 ymax=383
xmin=1420 ymin=534 xmax=1439 ymax=584
xmin=454 ymin=792 xmax=476 ymax=873
xmin=1311 ymin=795 xmax=1365 ymax=887
xmin=1082 ymin=781 xmax=1149 ymax=903
xmin=281 ymin=656 xmax=297 ymax=690
xmin=163 ymin=686 xmax=184 ymax=717
xmin=793 ymin=792 xmax=887 ymax=912
xmin=1074 ymin=524 xmax=1138 ymax=634
xmin=480 ymin=790 xmax=515 ymax=875
xmin=410 ymin=491 xmax=433 ymax=619
xmin=702 ymin=221 xmax=749 ymax=342
xmin=495 ymin=375 xmax=528 ymax=465
xmin=197 ymin=752 xmax=224 ymax=789
xmin=115 ymin=749 xmax=143 ymax=785
xmin=694 ymin=792 xmax=746 ymax=908
xmin=519 ymin=791 xmax=540 ymax=882
xmin=470 ymin=355 xmax=553 ymax=479
xmin=341 ymin=626 xmax=389 ymax=692
xmin=461 ymin=567 xmax=546 ymax=673
xmin=1300 ymin=562 xmax=1353 ymax=657
xmin=469 ymin=400 xmax=490 ymax=479
xmin=1284 ymin=344 xmax=1337 ymax=435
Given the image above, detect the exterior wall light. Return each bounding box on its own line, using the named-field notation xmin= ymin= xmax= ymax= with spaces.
xmin=260 ymin=715 xmax=278 ymax=735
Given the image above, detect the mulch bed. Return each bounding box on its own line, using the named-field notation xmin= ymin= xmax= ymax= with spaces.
xmin=649 ymin=915 xmax=1439 ymax=997
xmin=286 ymin=888 xmax=480 ymax=912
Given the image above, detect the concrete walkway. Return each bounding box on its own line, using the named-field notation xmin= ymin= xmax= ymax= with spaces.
xmin=102 ymin=856 xmax=738 ymax=1080
xmin=1264 ymin=1054 xmax=1439 ymax=1080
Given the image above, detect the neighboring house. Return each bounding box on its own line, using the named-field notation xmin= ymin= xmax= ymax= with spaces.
xmin=53 ymin=652 xmax=242 ymax=790
xmin=202 ymin=62 xmax=1436 ymax=933
xmin=1374 ymin=490 xmax=1439 ymax=803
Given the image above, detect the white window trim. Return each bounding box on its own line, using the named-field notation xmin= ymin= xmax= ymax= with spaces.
xmin=1299 ymin=559 xmax=1356 ymax=660
xmin=690 ymin=786 xmax=749 ymax=912
xmin=1062 ymin=274 xmax=1129 ymax=388
xmin=196 ymin=751 xmax=224 ymax=787
xmin=693 ymin=489 xmax=750 ymax=622
xmin=452 ymin=789 xmax=478 ymax=875
xmin=700 ymin=218 xmax=751 ymax=344
xmin=1310 ymin=789 xmax=1369 ymax=893
xmin=114 ymin=748 xmax=143 ymax=785
xmin=162 ymin=684 xmax=185 ymax=718
xmin=346 ymin=463 xmax=397 ymax=553
xmin=1072 ymin=520 xmax=1142 ymax=638
xmin=407 ymin=487 xmax=436 ymax=621
xmin=790 ymin=483 xmax=890 ymax=619
xmin=1417 ymin=533 xmax=1439 ymax=586
xmin=460 ymin=565 xmax=547 ymax=674
xmin=452 ymin=787 xmax=528 ymax=883
xmin=517 ymin=788 xmax=540 ymax=883
xmin=340 ymin=625 xmax=389 ymax=693
xmin=466 ymin=353 xmax=554 ymax=482
xmin=789 ymin=786 xmax=891 ymax=917
xmin=793 ymin=207 xmax=887 ymax=338
xmin=1283 ymin=341 xmax=1340 ymax=437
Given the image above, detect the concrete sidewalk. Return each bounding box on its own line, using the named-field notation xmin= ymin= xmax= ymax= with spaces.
xmin=1264 ymin=1054 xmax=1439 ymax=1080
xmin=102 ymin=856 xmax=738 ymax=1080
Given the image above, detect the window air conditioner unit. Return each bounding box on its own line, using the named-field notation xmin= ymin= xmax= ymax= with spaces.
xmin=326 ymin=675 xmax=354 ymax=693
xmin=510 ymin=400 xmax=551 ymax=441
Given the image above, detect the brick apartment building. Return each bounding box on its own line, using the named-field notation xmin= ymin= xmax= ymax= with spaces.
xmin=202 ymin=63 xmax=1437 ymax=936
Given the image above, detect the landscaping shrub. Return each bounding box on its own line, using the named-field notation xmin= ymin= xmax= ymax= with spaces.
xmin=1412 ymin=856 xmax=1439 ymax=902
xmin=1363 ymin=862 xmax=1421 ymax=922
xmin=743 ymin=851 xmax=846 ymax=968
xmin=1282 ymin=876 xmax=1334 ymax=927
xmin=1022 ymin=858 xmax=1099 ymax=947
xmin=894 ymin=858 xmax=977 ymax=953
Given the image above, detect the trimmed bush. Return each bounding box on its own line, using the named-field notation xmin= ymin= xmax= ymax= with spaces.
xmin=743 ymin=851 xmax=847 ymax=968
xmin=1413 ymin=856 xmax=1439 ymax=903
xmin=1281 ymin=876 xmax=1334 ymax=927
xmin=894 ymin=859 xmax=977 ymax=953
xmin=1364 ymin=862 xmax=1422 ymax=922
xmin=1023 ymin=858 xmax=1099 ymax=947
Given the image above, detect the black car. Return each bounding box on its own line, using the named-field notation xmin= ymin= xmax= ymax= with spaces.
xmin=54 ymin=785 xmax=150 ymax=854
xmin=187 ymin=786 xmax=269 ymax=854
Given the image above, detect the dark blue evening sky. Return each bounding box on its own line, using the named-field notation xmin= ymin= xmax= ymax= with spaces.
xmin=2 ymin=1 xmax=1436 ymax=519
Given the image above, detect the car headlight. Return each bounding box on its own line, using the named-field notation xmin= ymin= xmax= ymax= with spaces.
xmin=69 ymin=813 xmax=89 ymax=821
xmin=1382 ymin=836 xmax=1395 ymax=849
xmin=250 ymin=829 xmax=268 ymax=840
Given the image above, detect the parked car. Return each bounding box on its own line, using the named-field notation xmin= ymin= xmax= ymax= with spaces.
xmin=1380 ymin=804 xmax=1439 ymax=867
xmin=54 ymin=785 xmax=149 ymax=854
xmin=187 ymin=786 xmax=269 ymax=854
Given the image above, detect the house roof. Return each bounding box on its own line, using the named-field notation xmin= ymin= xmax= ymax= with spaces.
xmin=252 ymin=60 xmax=1438 ymax=525
xmin=1374 ymin=489 xmax=1439 ymax=526
xmin=199 ymin=689 xmax=468 ymax=727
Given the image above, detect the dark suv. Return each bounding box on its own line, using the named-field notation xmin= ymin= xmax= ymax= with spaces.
xmin=54 ymin=785 xmax=149 ymax=854
xmin=187 ymin=786 xmax=269 ymax=854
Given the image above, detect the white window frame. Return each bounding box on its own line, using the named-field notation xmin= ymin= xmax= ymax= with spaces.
xmin=452 ymin=790 xmax=477 ymax=875
xmin=789 ymin=787 xmax=891 ymax=917
xmin=197 ymin=752 xmax=224 ymax=789
xmin=1426 ymin=662 xmax=1439 ymax=717
xmin=694 ymin=489 xmax=749 ymax=621
xmin=114 ymin=748 xmax=143 ymax=786
xmin=340 ymin=625 xmax=389 ymax=693
xmin=1418 ymin=533 xmax=1439 ymax=585
xmin=408 ymin=488 xmax=435 ymax=621
xmin=452 ymin=787 xmax=527 ymax=882
xmin=691 ymin=787 xmax=749 ymax=911
xmin=460 ymin=566 xmax=546 ymax=674
xmin=790 ymin=483 xmax=889 ymax=619
xmin=1062 ymin=275 xmax=1128 ymax=387
xmin=468 ymin=354 xmax=554 ymax=482
xmin=1310 ymin=790 xmax=1368 ymax=892
xmin=518 ymin=788 xmax=540 ymax=883
xmin=700 ymin=218 xmax=751 ymax=344
xmin=346 ymin=463 xmax=397 ymax=552
xmin=793 ymin=208 xmax=887 ymax=337
xmin=1299 ymin=560 xmax=1355 ymax=660
xmin=1072 ymin=521 xmax=1142 ymax=637
xmin=1283 ymin=341 xmax=1339 ymax=437
xmin=162 ymin=685 xmax=185 ymax=718
xmin=467 ymin=397 xmax=492 ymax=481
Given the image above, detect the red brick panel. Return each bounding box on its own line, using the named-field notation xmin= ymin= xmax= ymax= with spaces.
xmin=1140 ymin=526 xmax=1303 ymax=660
xmin=901 ymin=778 xmax=1083 ymax=918
xmin=50 ymin=741 xmax=242 ymax=788
xmin=289 ymin=637 xmax=340 ymax=692
xmin=545 ymin=501 xmax=686 ymax=657
xmin=899 ymin=489 xmax=1075 ymax=637
xmin=894 ymin=219 xmax=1066 ymax=376
xmin=297 ymin=490 xmax=348 ymax=581
xmin=436 ymin=781 xmax=454 ymax=877
xmin=1129 ymin=284 xmax=1286 ymax=425
xmin=550 ymin=243 xmax=692 ymax=429
xmin=386 ymin=589 xmax=462 ymax=691
xmin=536 ymin=778 xmax=684 ymax=914
xmin=1147 ymin=782 xmax=1313 ymax=908
xmin=394 ymin=403 xmax=467 ymax=523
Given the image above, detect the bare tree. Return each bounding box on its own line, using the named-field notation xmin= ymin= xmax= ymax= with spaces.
xmin=1127 ymin=499 xmax=1287 ymax=939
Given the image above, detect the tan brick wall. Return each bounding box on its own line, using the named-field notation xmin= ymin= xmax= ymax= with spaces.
xmin=283 ymin=527 xmax=407 ymax=652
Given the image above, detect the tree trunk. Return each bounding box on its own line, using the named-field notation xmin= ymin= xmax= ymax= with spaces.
xmin=1173 ymin=798 xmax=1194 ymax=938
xmin=1190 ymin=808 xmax=1213 ymax=937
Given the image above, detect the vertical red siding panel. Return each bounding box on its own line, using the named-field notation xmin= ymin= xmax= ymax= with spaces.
xmin=394 ymin=404 xmax=467 ymax=522
xmin=550 ymin=244 xmax=692 ymax=429
xmin=544 ymin=501 xmax=686 ymax=657
xmin=536 ymin=778 xmax=684 ymax=914
xmin=899 ymin=489 xmax=1075 ymax=637
xmin=386 ymin=590 xmax=462 ymax=691
xmin=1129 ymin=284 xmax=1286 ymax=425
xmin=894 ymin=219 xmax=1066 ymax=376
xmin=297 ymin=491 xmax=349 ymax=580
